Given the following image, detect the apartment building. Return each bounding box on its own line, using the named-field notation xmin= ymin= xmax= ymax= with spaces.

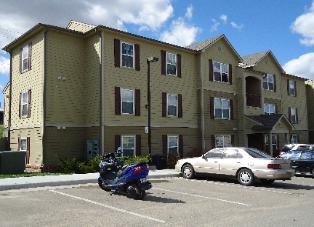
xmin=2 ymin=20 xmax=310 ymax=168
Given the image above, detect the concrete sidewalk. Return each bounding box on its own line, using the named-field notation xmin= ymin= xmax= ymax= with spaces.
xmin=0 ymin=169 xmax=179 ymax=191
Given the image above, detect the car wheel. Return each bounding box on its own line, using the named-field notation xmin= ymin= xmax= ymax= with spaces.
xmin=182 ymin=164 xmax=195 ymax=179
xmin=260 ymin=179 xmax=275 ymax=185
xmin=237 ymin=168 xmax=254 ymax=186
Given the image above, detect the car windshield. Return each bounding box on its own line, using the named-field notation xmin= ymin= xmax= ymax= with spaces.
xmin=244 ymin=148 xmax=271 ymax=159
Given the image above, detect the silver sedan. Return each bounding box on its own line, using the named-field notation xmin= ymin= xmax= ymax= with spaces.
xmin=175 ymin=147 xmax=294 ymax=186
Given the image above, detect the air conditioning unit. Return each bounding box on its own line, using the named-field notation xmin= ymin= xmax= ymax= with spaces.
xmin=86 ymin=140 xmax=99 ymax=160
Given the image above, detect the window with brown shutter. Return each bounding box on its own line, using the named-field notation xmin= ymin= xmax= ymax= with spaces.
xmin=135 ymin=89 xmax=140 ymax=116
xmin=28 ymin=43 xmax=32 ymax=70
xmin=177 ymin=54 xmax=181 ymax=78
xmin=26 ymin=137 xmax=30 ymax=164
xmin=162 ymin=135 xmax=167 ymax=156
xmin=229 ymin=64 xmax=232 ymax=84
xmin=115 ymin=87 xmax=121 ymax=115
xmin=210 ymin=97 xmax=214 ymax=119
xmin=114 ymin=39 xmax=120 ymax=67
xmin=162 ymin=92 xmax=167 ymax=117
xmin=179 ymin=135 xmax=183 ymax=158
xmin=178 ymin=94 xmax=183 ymax=118
xmin=209 ymin=59 xmax=213 ymax=81
xmin=230 ymin=99 xmax=234 ymax=120
xmin=136 ymin=135 xmax=141 ymax=156
xmin=135 ymin=44 xmax=140 ymax=71
xmin=20 ymin=43 xmax=32 ymax=73
xmin=27 ymin=90 xmax=32 ymax=118
xmin=161 ymin=50 xmax=166 ymax=75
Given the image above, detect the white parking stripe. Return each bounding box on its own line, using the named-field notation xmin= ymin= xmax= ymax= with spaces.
xmin=153 ymin=187 xmax=250 ymax=207
xmin=49 ymin=190 xmax=165 ymax=224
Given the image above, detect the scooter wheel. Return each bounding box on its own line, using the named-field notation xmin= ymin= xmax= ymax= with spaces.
xmin=126 ymin=185 xmax=146 ymax=200
xmin=98 ymin=180 xmax=111 ymax=192
xmin=137 ymin=189 xmax=146 ymax=200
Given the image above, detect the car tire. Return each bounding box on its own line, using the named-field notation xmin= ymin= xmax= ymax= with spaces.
xmin=260 ymin=179 xmax=275 ymax=185
xmin=237 ymin=168 xmax=254 ymax=186
xmin=182 ymin=164 xmax=195 ymax=179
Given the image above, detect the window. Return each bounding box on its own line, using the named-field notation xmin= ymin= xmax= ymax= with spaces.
xmin=215 ymin=135 xmax=231 ymax=148
xmin=121 ymin=88 xmax=134 ymax=114
xmin=167 ymin=94 xmax=177 ymax=117
xmin=213 ymin=61 xmax=229 ymax=83
xmin=121 ymin=42 xmax=134 ymax=68
xmin=289 ymin=107 xmax=298 ymax=124
xmin=121 ymin=135 xmax=136 ymax=157
xmin=288 ymin=80 xmax=296 ymax=96
xmin=168 ymin=135 xmax=179 ymax=157
xmin=264 ymin=103 xmax=276 ymax=115
xmin=214 ymin=98 xmax=230 ymax=119
xmin=265 ymin=134 xmax=278 ymax=152
xmin=166 ymin=52 xmax=177 ymax=75
xmin=263 ymin=74 xmax=275 ymax=91
xmin=204 ymin=149 xmax=224 ymax=158
xmin=20 ymin=91 xmax=31 ymax=117
xmin=19 ymin=138 xmax=27 ymax=151
xmin=21 ymin=43 xmax=31 ymax=73
xmin=290 ymin=134 xmax=298 ymax=144
xmin=223 ymin=149 xmax=243 ymax=159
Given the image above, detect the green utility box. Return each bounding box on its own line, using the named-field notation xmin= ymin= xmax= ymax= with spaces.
xmin=0 ymin=151 xmax=26 ymax=174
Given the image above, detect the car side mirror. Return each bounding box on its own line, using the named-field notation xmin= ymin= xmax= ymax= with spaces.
xmin=202 ymin=154 xmax=206 ymax=159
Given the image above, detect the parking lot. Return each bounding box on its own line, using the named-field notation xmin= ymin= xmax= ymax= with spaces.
xmin=1 ymin=176 xmax=314 ymax=227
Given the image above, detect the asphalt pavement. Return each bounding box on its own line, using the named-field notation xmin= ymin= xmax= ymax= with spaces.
xmin=0 ymin=169 xmax=179 ymax=191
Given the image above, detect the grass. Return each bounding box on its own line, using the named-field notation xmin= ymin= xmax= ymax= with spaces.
xmin=0 ymin=172 xmax=66 ymax=179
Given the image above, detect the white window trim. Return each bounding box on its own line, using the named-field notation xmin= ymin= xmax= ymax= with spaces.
xmin=290 ymin=134 xmax=298 ymax=144
xmin=167 ymin=135 xmax=179 ymax=157
xmin=120 ymin=88 xmax=135 ymax=115
xmin=264 ymin=103 xmax=276 ymax=114
xmin=215 ymin=135 xmax=231 ymax=148
xmin=167 ymin=93 xmax=178 ymax=117
xmin=21 ymin=44 xmax=29 ymax=73
xmin=120 ymin=41 xmax=135 ymax=69
xmin=264 ymin=74 xmax=274 ymax=91
xmin=121 ymin=135 xmax=136 ymax=157
xmin=166 ymin=52 xmax=177 ymax=76
xmin=288 ymin=80 xmax=296 ymax=96
xmin=19 ymin=138 xmax=27 ymax=152
xmin=290 ymin=107 xmax=297 ymax=123
xmin=213 ymin=60 xmax=229 ymax=83
xmin=20 ymin=91 xmax=29 ymax=117
xmin=214 ymin=97 xmax=230 ymax=120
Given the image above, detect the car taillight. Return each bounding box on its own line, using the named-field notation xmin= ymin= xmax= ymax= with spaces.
xmin=133 ymin=166 xmax=142 ymax=174
xmin=267 ymin=163 xmax=281 ymax=169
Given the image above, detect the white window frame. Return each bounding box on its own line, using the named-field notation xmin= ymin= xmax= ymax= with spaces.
xmin=167 ymin=135 xmax=179 ymax=157
xmin=20 ymin=91 xmax=29 ymax=117
xmin=263 ymin=74 xmax=275 ymax=91
xmin=166 ymin=52 xmax=177 ymax=76
xmin=214 ymin=97 xmax=230 ymax=120
xmin=167 ymin=94 xmax=178 ymax=117
xmin=121 ymin=135 xmax=136 ymax=157
xmin=21 ymin=44 xmax=30 ymax=72
xmin=213 ymin=60 xmax=229 ymax=83
xmin=290 ymin=107 xmax=297 ymax=124
xmin=121 ymin=41 xmax=134 ymax=68
xmin=20 ymin=138 xmax=27 ymax=151
xmin=264 ymin=103 xmax=276 ymax=115
xmin=290 ymin=134 xmax=298 ymax=144
xmin=121 ymin=88 xmax=134 ymax=115
xmin=288 ymin=80 xmax=296 ymax=96
xmin=215 ymin=135 xmax=231 ymax=148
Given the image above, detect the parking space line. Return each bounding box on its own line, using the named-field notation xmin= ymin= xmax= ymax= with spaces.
xmin=49 ymin=190 xmax=165 ymax=224
xmin=153 ymin=187 xmax=250 ymax=207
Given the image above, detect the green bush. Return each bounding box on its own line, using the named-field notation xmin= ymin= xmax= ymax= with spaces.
xmin=119 ymin=155 xmax=151 ymax=166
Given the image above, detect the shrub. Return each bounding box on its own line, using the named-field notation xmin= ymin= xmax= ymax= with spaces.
xmin=120 ymin=155 xmax=151 ymax=166
xmin=58 ymin=155 xmax=101 ymax=174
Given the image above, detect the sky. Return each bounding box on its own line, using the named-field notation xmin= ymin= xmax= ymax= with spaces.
xmin=1 ymin=0 xmax=314 ymax=107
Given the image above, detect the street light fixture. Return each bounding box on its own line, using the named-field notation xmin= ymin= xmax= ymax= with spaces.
xmin=147 ymin=56 xmax=159 ymax=156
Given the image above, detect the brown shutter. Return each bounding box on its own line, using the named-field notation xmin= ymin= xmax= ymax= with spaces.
xmin=273 ymin=75 xmax=276 ymax=92
xmin=28 ymin=42 xmax=32 ymax=70
xmin=230 ymin=99 xmax=234 ymax=120
xmin=136 ymin=135 xmax=141 ymax=156
xmin=177 ymin=54 xmax=181 ymax=78
xmin=19 ymin=48 xmax=22 ymax=73
xmin=210 ymin=97 xmax=214 ymax=119
xmin=115 ymin=87 xmax=121 ymax=115
xmin=178 ymin=94 xmax=182 ymax=118
xmin=114 ymin=39 xmax=120 ymax=67
xmin=296 ymin=108 xmax=299 ymax=123
xmin=135 ymin=44 xmax=140 ymax=71
xmin=162 ymin=135 xmax=167 ymax=156
xmin=26 ymin=137 xmax=30 ymax=164
xmin=162 ymin=92 xmax=167 ymax=117
xmin=288 ymin=107 xmax=291 ymax=122
xmin=135 ymin=89 xmax=140 ymax=116
xmin=294 ymin=81 xmax=297 ymax=97
xmin=19 ymin=92 xmax=22 ymax=118
xmin=209 ymin=59 xmax=213 ymax=81
xmin=211 ymin=135 xmax=216 ymax=149
xmin=287 ymin=79 xmax=290 ymax=95
xmin=275 ymin=103 xmax=278 ymax=114
xmin=179 ymin=135 xmax=183 ymax=158
xmin=161 ymin=50 xmax=166 ymax=75
xmin=27 ymin=90 xmax=32 ymax=118
xmin=231 ymin=135 xmax=235 ymax=147
xmin=229 ymin=64 xmax=232 ymax=84
xmin=115 ymin=135 xmax=121 ymax=151
xmin=18 ymin=137 xmax=21 ymax=151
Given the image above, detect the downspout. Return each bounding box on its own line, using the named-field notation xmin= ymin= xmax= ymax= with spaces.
xmin=42 ymin=30 xmax=48 ymax=167
xmin=99 ymin=31 xmax=105 ymax=155
xmin=8 ymin=51 xmax=12 ymax=150
xmin=200 ymin=55 xmax=206 ymax=152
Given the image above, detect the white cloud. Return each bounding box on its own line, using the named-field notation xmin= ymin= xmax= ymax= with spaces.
xmin=283 ymin=53 xmax=314 ymax=79
xmin=230 ymin=21 xmax=244 ymax=31
xmin=291 ymin=2 xmax=314 ymax=46
xmin=185 ymin=5 xmax=193 ymax=20
xmin=210 ymin=19 xmax=220 ymax=32
xmin=220 ymin=14 xmax=228 ymax=24
xmin=0 ymin=0 xmax=174 ymax=48
xmin=0 ymin=55 xmax=10 ymax=75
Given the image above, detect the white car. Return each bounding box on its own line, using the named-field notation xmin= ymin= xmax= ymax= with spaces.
xmin=175 ymin=147 xmax=294 ymax=186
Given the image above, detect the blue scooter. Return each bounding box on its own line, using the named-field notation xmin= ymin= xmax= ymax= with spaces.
xmin=97 ymin=152 xmax=152 ymax=200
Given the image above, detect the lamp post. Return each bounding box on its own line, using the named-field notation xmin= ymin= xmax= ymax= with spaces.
xmin=147 ymin=56 xmax=159 ymax=156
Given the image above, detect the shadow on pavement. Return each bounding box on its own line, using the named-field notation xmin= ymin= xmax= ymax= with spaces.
xmin=144 ymin=193 xmax=185 ymax=204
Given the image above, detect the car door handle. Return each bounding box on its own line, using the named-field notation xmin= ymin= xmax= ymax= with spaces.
xmin=236 ymin=162 xmax=241 ymax=164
